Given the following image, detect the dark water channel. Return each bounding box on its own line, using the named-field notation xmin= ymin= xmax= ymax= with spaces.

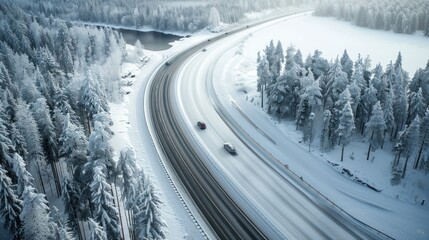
xmin=118 ymin=28 xmax=182 ymax=51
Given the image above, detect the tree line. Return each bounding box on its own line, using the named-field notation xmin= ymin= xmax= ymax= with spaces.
xmin=0 ymin=2 xmax=164 ymax=239
xmin=257 ymin=40 xmax=429 ymax=181
xmin=15 ymin=0 xmax=309 ymax=32
xmin=314 ymin=0 xmax=429 ymax=36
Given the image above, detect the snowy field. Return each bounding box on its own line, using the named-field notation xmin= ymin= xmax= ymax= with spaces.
xmin=109 ymin=13 xmax=429 ymax=239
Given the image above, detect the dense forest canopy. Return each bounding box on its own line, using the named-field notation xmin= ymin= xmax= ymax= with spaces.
xmin=257 ymin=40 xmax=429 ymax=180
xmin=14 ymin=0 xmax=312 ymax=32
xmin=0 ymin=2 xmax=164 ymax=239
xmin=315 ymin=0 xmax=429 ymax=36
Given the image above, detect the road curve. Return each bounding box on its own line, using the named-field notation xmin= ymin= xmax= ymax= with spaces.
xmin=147 ymin=38 xmax=267 ymax=239
xmin=147 ymin=11 xmax=391 ymax=240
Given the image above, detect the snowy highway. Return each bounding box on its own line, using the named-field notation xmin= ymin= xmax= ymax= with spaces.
xmin=173 ymin=16 xmax=390 ymax=239
xmin=147 ymin=12 xmax=391 ymax=239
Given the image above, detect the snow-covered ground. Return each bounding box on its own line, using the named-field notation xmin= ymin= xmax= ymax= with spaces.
xmin=109 ymin=12 xmax=429 ymax=240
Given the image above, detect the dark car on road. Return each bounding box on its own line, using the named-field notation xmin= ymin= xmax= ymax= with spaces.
xmin=224 ymin=142 xmax=236 ymax=155
xmin=197 ymin=121 xmax=206 ymax=130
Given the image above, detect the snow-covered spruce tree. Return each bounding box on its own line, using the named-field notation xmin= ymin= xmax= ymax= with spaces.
xmin=58 ymin=113 xmax=88 ymax=179
xmin=348 ymin=77 xmax=361 ymax=117
xmin=90 ymin=166 xmax=120 ymax=239
xmin=407 ymin=88 xmax=426 ymax=125
xmin=372 ymin=64 xmax=384 ymax=92
xmin=256 ymin=55 xmax=271 ymax=108
xmin=409 ymin=67 xmax=429 ymax=107
xmin=20 ymin=185 xmax=55 ymax=240
xmin=87 ymin=120 xmax=115 ymax=181
xmin=116 ymin=148 xmax=139 ymax=236
xmin=267 ymin=61 xmax=302 ymax=119
xmin=270 ymin=41 xmax=284 ymax=81
xmin=51 ymin=206 xmax=75 ymax=240
xmin=392 ymin=69 xmax=408 ymax=139
xmin=208 ymin=7 xmax=221 ymax=29
xmin=134 ymin=173 xmax=166 ymax=240
xmin=414 ymin=108 xmax=429 ymax=169
xmin=62 ymin=178 xmax=85 ymax=238
xmin=0 ymin=102 xmax=14 ymax=166
xmin=293 ymin=49 xmax=304 ymax=68
xmin=359 ymin=82 xmax=378 ymax=135
xmin=296 ymin=71 xmax=322 ymax=136
xmin=55 ymin=23 xmax=75 ymax=76
xmin=9 ymin=153 xmax=33 ymax=198
xmin=320 ymin=110 xmax=332 ymax=152
xmin=117 ymin=148 xmax=138 ymax=210
xmin=78 ymin=70 xmax=109 ymax=134
xmin=366 ymin=102 xmax=386 ymax=160
xmin=397 ymin=116 xmax=421 ymax=178
xmin=15 ymin=99 xmax=48 ymax=194
xmin=88 ymin=217 xmax=107 ymax=240
xmin=307 ymin=50 xmax=330 ymax=80
xmin=340 ymin=50 xmax=353 ymax=80
xmin=337 ymin=100 xmax=355 ymax=162
xmin=285 ymin=45 xmax=297 ymax=71
xmin=31 ymin=98 xmax=61 ymax=196
xmin=383 ymin=91 xmax=396 ymax=142
xmin=325 ymin=58 xmax=348 ymax=110
xmin=0 ymin=165 xmax=22 ymax=238
xmin=264 ymin=40 xmax=276 ymax=72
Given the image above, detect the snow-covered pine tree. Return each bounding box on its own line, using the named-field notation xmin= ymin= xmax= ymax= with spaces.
xmin=87 ymin=121 xmax=115 ymax=181
xmin=78 ymin=70 xmax=109 ymax=134
xmin=325 ymin=58 xmax=348 ymax=109
xmin=293 ymin=49 xmax=304 ymax=68
xmin=51 ymin=206 xmax=75 ymax=240
xmin=270 ymin=41 xmax=284 ymax=81
xmin=208 ymin=7 xmax=221 ymax=28
xmin=257 ymin=55 xmax=272 ymax=108
xmin=285 ymin=45 xmax=296 ymax=71
xmin=267 ymin=62 xmax=301 ymax=119
xmin=87 ymin=218 xmax=107 ymax=240
xmin=366 ymin=101 xmax=386 ymax=159
xmin=337 ymin=100 xmax=355 ymax=161
xmin=383 ymin=91 xmax=395 ymax=141
xmin=399 ymin=116 xmax=421 ymax=178
xmin=0 ymin=165 xmax=22 ymax=238
xmin=371 ymin=64 xmax=384 ymax=101
xmin=15 ymin=99 xmax=48 ymax=194
xmin=348 ymin=78 xmax=361 ymax=117
xmin=407 ymin=88 xmax=426 ymax=125
xmin=308 ymin=50 xmax=330 ymax=79
xmin=9 ymin=153 xmax=33 ymax=198
xmin=0 ymin=102 xmax=14 ymax=166
xmin=414 ymin=108 xmax=429 ymax=169
xmin=59 ymin=114 xmax=88 ymax=178
xmin=392 ymin=69 xmax=408 ymax=139
xmin=340 ymin=50 xmax=353 ymax=80
xmin=31 ymin=98 xmax=61 ymax=195
xmin=264 ymin=40 xmax=276 ymax=71
xmin=320 ymin=110 xmax=332 ymax=152
xmin=20 ymin=185 xmax=55 ymax=240
xmin=358 ymin=82 xmax=378 ymax=135
xmin=62 ymin=178 xmax=84 ymax=238
xmin=116 ymin=148 xmax=138 ymax=210
xmin=55 ymin=23 xmax=75 ymax=76
xmin=90 ymin=166 xmax=120 ymax=239
xmin=116 ymin=148 xmax=139 ymax=237
xmin=134 ymin=173 xmax=166 ymax=240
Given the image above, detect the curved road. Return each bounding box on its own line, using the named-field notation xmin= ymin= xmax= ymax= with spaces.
xmin=147 ymin=12 xmax=391 ymax=239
